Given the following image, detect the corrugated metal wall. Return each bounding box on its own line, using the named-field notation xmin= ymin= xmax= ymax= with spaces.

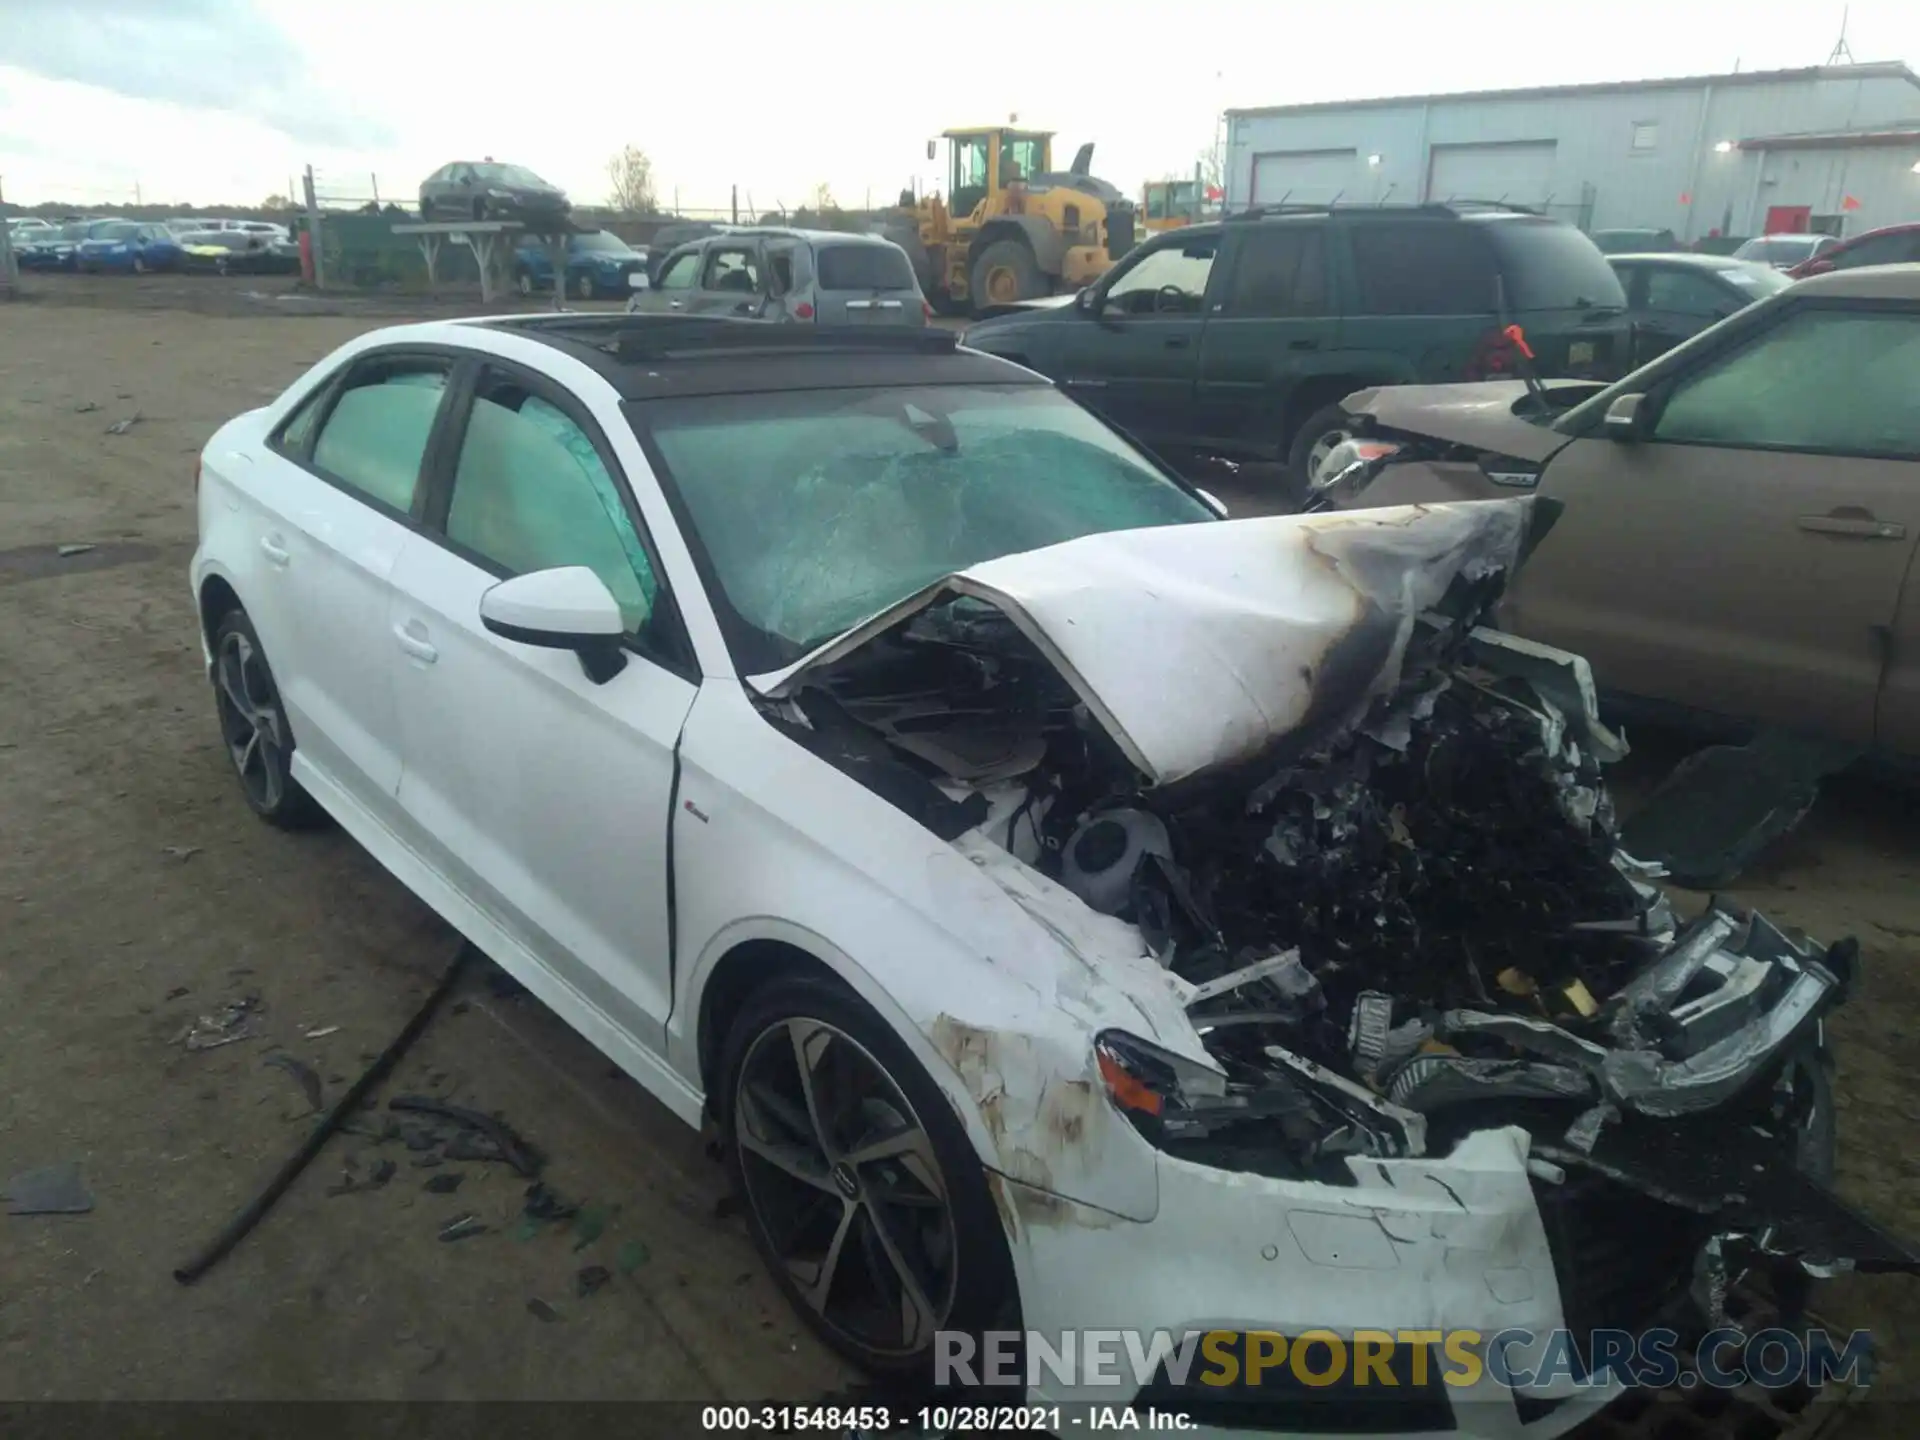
xmin=1227 ymin=70 xmax=1920 ymax=241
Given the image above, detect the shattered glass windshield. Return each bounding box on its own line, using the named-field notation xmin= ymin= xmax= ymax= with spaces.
xmin=632 ymin=384 xmax=1214 ymax=673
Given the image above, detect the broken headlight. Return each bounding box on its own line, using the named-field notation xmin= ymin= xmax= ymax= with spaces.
xmin=1309 ymin=436 xmax=1402 ymax=493
xmin=1095 ymin=1030 xmax=1229 ymax=1142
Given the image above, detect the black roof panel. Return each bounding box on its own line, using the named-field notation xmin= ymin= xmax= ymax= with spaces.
xmin=486 ymin=315 xmax=1038 ymax=400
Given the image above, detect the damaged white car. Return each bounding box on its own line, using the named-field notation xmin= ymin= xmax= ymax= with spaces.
xmin=192 ymin=317 xmax=1913 ymax=1436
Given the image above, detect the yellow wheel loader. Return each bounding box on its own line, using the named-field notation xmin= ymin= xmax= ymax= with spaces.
xmin=885 ymin=128 xmax=1137 ymax=316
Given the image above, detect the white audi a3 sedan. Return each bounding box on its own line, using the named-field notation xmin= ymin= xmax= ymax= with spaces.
xmin=192 ymin=316 xmax=1908 ymax=1436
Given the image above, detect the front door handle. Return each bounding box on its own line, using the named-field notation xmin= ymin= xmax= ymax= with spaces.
xmin=1164 ymin=336 xmax=1190 ymax=350
xmin=259 ymin=536 xmax=290 ymax=567
xmin=392 ymin=623 xmax=438 ymax=664
xmin=668 ymin=299 xmax=683 ymax=310
xmin=1797 ymin=512 xmax=1906 ymax=540
xmin=1063 ymin=377 xmax=1107 ymax=389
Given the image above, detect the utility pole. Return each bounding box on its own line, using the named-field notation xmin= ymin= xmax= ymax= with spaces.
xmin=371 ymin=174 xmax=381 ymax=207
xmin=302 ymin=165 xmax=326 ymax=289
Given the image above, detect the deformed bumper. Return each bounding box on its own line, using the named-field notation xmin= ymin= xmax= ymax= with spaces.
xmin=1006 ymin=1126 xmax=1616 ymax=1437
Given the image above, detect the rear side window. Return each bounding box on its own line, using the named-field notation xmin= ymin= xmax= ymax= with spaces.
xmin=1481 ymin=220 xmax=1626 ymax=311
xmin=703 ymin=246 xmax=761 ymax=293
xmin=1348 ymin=223 xmax=1497 ymax=315
xmin=816 ymin=243 xmax=915 ymax=291
xmin=309 ymin=359 xmax=449 ymax=513
xmin=1224 ymin=225 xmax=1329 ymax=316
xmin=658 ymin=250 xmax=701 ymax=291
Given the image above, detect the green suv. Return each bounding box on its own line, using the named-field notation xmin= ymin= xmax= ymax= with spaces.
xmin=960 ymin=203 xmax=1630 ymax=497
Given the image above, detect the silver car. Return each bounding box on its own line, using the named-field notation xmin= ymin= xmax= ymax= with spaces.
xmin=626 ymin=226 xmax=928 ymax=326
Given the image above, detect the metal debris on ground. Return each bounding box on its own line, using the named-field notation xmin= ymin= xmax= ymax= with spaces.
xmin=526 ymin=1297 xmax=562 ymax=1323
xmin=388 ymin=1095 xmax=543 ymax=1177
xmin=161 ymin=845 xmax=201 ymax=862
xmin=174 ymin=995 xmax=262 ymax=1051
xmin=576 ymin=1265 xmax=611 ymax=1297
xmin=104 ymin=413 xmax=142 ymax=435
xmin=424 ymin=1173 xmax=464 ymax=1194
xmin=523 ymin=1181 xmax=580 ymax=1224
xmin=56 ymin=543 xmax=97 ymax=558
xmin=74 ymin=402 xmax=100 ymax=414
xmin=263 ymin=1053 xmax=324 ymax=1114
xmin=438 ymin=1214 xmax=487 ymax=1242
xmin=4 ymin=1163 xmax=95 ymax=1216
xmin=303 ymin=1025 xmax=340 ymax=1039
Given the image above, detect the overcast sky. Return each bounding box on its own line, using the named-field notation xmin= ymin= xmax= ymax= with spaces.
xmin=1 ymin=0 xmax=1915 ymax=212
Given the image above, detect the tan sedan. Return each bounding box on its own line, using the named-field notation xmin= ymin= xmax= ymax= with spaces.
xmin=1322 ymin=263 xmax=1920 ymax=764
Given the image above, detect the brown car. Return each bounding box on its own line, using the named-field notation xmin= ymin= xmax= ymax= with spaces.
xmin=1317 ymin=263 xmax=1920 ymax=765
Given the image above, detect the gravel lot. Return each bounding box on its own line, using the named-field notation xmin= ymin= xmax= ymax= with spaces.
xmin=1 ymin=276 xmax=1915 ymax=1430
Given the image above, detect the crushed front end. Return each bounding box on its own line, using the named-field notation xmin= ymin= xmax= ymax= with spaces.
xmin=751 ymin=500 xmax=1915 ymax=1432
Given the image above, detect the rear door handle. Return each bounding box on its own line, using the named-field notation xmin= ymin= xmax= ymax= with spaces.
xmin=668 ymin=299 xmax=683 ymax=310
xmin=392 ymin=623 xmax=438 ymax=664
xmin=1165 ymin=336 xmax=1190 ymax=350
xmin=259 ymin=536 xmax=290 ymax=567
xmin=1797 ymin=513 xmax=1906 ymax=540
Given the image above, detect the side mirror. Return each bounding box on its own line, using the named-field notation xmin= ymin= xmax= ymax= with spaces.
xmin=1603 ymin=393 xmax=1648 ymax=441
xmin=627 ymin=271 xmax=649 ymax=290
xmin=1075 ymin=287 xmax=1098 ymax=313
xmin=1194 ymin=487 xmax=1229 ymax=518
xmin=479 ymin=567 xmax=629 ymax=684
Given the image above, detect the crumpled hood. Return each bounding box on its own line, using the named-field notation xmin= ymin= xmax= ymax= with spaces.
xmin=1342 ymin=380 xmax=1588 ymax=463
xmin=754 ymin=500 xmax=1544 ymax=788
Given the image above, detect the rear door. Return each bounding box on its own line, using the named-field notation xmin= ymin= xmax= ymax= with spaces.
xmin=241 ymin=349 xmax=455 ymax=815
xmin=1478 ymin=218 xmax=1630 ymax=378
xmin=1335 ymin=217 xmax=1502 ymax=385
xmin=1054 ymin=231 xmax=1218 ymax=446
xmin=811 ymin=239 xmax=925 ymax=326
xmin=1193 ymin=219 xmax=1338 ymax=450
xmin=1630 ymin=262 xmax=1743 ymax=363
xmin=1509 ymin=300 xmax=1920 ymax=747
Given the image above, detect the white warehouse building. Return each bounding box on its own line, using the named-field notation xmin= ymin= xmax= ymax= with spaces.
xmin=1224 ymin=62 xmax=1920 ymax=243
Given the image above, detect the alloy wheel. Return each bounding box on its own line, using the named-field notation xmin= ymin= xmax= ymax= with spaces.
xmin=213 ymin=629 xmax=288 ymax=811
xmin=1305 ymin=425 xmax=1355 ymax=481
xmin=734 ymin=1017 xmax=959 ymax=1358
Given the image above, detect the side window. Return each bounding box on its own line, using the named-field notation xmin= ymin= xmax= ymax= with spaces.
xmin=765 ymin=244 xmax=797 ymax=297
xmin=1349 ymin=223 xmax=1498 ymax=316
xmin=1654 ymin=308 xmax=1920 ymax=457
xmin=308 ymin=358 xmax=450 ymax=512
xmin=658 ymin=250 xmax=701 ymax=291
xmin=444 ymin=371 xmax=663 ymax=637
xmin=1831 ymin=234 xmax=1913 ymax=270
xmin=1644 ymin=267 xmax=1735 ymax=318
xmin=1223 ymin=225 xmax=1329 ymax=317
xmin=703 ymin=246 xmax=762 ymax=294
xmin=275 ymin=385 xmax=329 ymax=457
xmin=1101 ymin=236 xmax=1218 ymax=316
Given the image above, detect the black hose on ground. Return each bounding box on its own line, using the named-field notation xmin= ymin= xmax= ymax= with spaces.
xmin=172 ymin=941 xmax=474 ymax=1285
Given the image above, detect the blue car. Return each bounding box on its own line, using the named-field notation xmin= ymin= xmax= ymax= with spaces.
xmin=75 ymin=221 xmax=184 ymax=274
xmin=513 ymin=229 xmax=649 ymax=299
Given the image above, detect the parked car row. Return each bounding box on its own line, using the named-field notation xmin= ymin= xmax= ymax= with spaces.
xmin=12 ymin=218 xmax=299 ymax=275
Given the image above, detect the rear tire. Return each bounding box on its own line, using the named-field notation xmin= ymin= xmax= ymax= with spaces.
xmin=719 ymin=974 xmax=1017 ymax=1381
xmin=969 ymin=238 xmax=1046 ymax=313
xmin=209 ymin=608 xmax=326 ymax=829
xmin=575 ymin=272 xmax=594 ymax=300
xmin=515 ymin=268 xmax=533 ymax=297
xmin=1286 ymin=400 xmax=1360 ymax=503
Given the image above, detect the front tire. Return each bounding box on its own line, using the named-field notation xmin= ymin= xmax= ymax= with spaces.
xmin=209 ymin=608 xmax=325 ymax=829
xmin=969 ymin=238 xmax=1046 ymax=312
xmin=720 ymin=975 xmax=1016 ymax=1379
xmin=515 ymin=268 xmax=534 ymax=297
xmin=575 ymin=272 xmax=594 ymax=300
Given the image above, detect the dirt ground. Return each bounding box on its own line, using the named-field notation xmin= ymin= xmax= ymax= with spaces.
xmin=2 ymin=273 xmax=1917 ymax=1430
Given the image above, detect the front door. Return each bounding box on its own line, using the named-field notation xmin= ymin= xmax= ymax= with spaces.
xmin=1510 ymin=301 xmax=1920 ymax=746
xmin=1055 ymin=232 xmax=1217 ymax=447
xmin=386 ymin=362 xmax=697 ymax=1044
xmin=243 ymin=351 xmax=454 ymax=811
xmin=634 ymin=245 xmax=702 ymax=315
xmin=691 ymin=242 xmax=769 ymax=319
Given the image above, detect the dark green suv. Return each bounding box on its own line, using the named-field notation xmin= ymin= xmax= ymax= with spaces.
xmin=959 ymin=203 xmax=1630 ymax=496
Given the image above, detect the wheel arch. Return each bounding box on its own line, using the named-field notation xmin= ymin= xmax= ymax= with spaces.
xmin=685 ymin=924 xmax=1005 ymax=1171
xmin=968 ymin=216 xmax=1066 ymax=277
xmin=197 ymin=570 xmax=244 ymax=654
